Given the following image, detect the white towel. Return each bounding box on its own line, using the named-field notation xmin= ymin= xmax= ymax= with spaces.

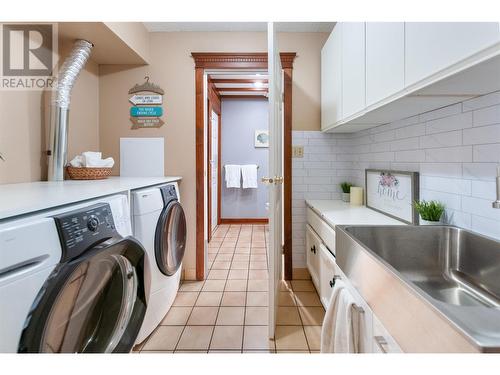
xmin=69 ymin=155 xmax=85 ymax=167
xmin=320 ymin=280 xmax=361 ymax=353
xmin=225 ymin=164 xmax=241 ymax=188
xmin=69 ymin=152 xmax=115 ymax=168
xmin=241 ymin=164 xmax=258 ymax=189
xmin=85 ymin=156 xmax=115 ymax=168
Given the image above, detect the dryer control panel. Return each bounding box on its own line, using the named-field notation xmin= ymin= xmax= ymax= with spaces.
xmin=160 ymin=184 xmax=178 ymax=206
xmin=53 ymin=203 xmax=118 ymax=262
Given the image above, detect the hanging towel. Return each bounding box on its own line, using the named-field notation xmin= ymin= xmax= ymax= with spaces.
xmin=225 ymin=164 xmax=241 ymax=188
xmin=320 ymin=280 xmax=361 ymax=353
xmin=241 ymin=164 xmax=258 ymax=189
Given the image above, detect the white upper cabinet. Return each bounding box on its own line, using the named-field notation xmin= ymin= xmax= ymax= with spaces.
xmin=321 ymin=24 xmax=342 ymax=130
xmin=320 ymin=22 xmax=500 ymax=132
xmin=341 ymin=22 xmax=366 ymax=119
xmin=365 ymin=22 xmax=405 ymax=107
xmin=405 ymin=22 xmax=500 ymax=86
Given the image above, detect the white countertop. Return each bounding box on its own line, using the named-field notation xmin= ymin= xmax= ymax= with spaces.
xmin=306 ymin=199 xmax=406 ymax=228
xmin=0 ymin=176 xmax=182 ymax=220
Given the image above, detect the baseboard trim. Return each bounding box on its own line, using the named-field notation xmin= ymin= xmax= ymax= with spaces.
xmin=219 ymin=218 xmax=269 ymax=224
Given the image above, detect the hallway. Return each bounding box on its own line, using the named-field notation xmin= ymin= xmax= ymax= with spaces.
xmin=135 ymin=224 xmax=325 ymax=353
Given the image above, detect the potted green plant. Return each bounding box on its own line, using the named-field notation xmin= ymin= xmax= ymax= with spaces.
xmin=340 ymin=182 xmax=353 ymax=203
xmin=414 ymin=200 xmax=445 ymax=225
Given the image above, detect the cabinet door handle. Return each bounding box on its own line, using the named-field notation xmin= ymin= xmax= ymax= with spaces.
xmin=374 ymin=336 xmax=388 ymax=353
xmin=310 ymin=245 xmax=316 ymax=254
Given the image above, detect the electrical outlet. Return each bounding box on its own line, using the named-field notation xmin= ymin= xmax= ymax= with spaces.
xmin=292 ymin=146 xmax=304 ymax=158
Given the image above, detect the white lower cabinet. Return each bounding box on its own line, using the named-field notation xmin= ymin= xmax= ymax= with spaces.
xmin=372 ymin=316 xmax=403 ymax=353
xmin=306 ymin=224 xmax=321 ymax=291
xmin=306 ymin=208 xmax=403 ymax=353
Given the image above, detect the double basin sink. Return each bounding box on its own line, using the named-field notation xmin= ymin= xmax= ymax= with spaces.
xmin=336 ymin=225 xmax=500 ymax=352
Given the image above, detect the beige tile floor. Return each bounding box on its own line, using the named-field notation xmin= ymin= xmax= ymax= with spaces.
xmin=135 ymin=224 xmax=325 ymax=354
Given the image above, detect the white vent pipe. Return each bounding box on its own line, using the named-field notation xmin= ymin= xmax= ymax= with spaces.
xmin=47 ymin=39 xmax=93 ymax=181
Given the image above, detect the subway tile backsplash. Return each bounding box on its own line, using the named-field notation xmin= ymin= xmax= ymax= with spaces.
xmin=292 ymin=90 xmax=500 ymax=267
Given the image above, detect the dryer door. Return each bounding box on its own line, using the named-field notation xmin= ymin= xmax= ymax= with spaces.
xmin=18 ymin=238 xmax=146 ymax=353
xmin=154 ymin=201 xmax=187 ymax=276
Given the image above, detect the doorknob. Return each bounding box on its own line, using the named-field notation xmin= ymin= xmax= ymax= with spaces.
xmin=261 ymin=177 xmax=274 ymax=184
xmin=261 ymin=176 xmax=284 ymax=185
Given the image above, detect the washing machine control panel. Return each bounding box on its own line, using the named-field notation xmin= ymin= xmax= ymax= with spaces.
xmin=160 ymin=184 xmax=178 ymax=206
xmin=54 ymin=203 xmax=118 ymax=262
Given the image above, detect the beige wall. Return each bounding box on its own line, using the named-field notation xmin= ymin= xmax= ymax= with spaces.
xmin=0 ymin=40 xmax=100 ymax=184
xmin=99 ymin=31 xmax=328 ymax=278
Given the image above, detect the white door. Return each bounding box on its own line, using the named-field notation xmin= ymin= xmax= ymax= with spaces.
xmin=210 ymin=110 xmax=219 ymax=233
xmin=267 ymin=22 xmax=284 ymax=339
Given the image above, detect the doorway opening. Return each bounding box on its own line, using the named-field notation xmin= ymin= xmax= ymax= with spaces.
xmin=192 ymin=53 xmax=295 ymax=281
xmin=208 ymin=72 xmax=270 ymax=238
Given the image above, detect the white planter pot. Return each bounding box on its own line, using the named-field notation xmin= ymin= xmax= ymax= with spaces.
xmin=342 ymin=193 xmax=350 ymax=202
xmin=419 ymin=217 xmax=442 ymax=225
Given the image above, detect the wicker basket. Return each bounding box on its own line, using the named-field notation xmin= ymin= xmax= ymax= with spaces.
xmin=66 ymin=166 xmax=112 ymax=180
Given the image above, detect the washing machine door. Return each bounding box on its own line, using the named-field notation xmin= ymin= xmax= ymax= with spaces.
xmin=154 ymin=201 xmax=187 ymax=276
xmin=18 ymin=237 xmax=146 ymax=353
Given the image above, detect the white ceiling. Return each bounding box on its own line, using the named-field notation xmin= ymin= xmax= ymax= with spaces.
xmin=143 ymin=22 xmax=335 ymax=33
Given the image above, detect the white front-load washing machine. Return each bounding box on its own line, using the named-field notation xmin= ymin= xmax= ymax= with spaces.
xmin=0 ymin=195 xmax=147 ymax=353
xmin=132 ymin=182 xmax=186 ymax=343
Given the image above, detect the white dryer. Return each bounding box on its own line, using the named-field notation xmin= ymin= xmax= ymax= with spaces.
xmin=132 ymin=182 xmax=186 ymax=343
xmin=0 ymin=195 xmax=147 ymax=353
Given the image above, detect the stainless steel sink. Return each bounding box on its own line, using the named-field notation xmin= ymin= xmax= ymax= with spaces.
xmin=336 ymin=225 xmax=500 ymax=352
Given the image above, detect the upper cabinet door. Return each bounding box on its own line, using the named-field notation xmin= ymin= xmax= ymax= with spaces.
xmin=341 ymin=22 xmax=366 ymax=119
xmin=321 ymin=24 xmax=342 ymax=130
xmin=405 ymin=22 xmax=500 ymax=86
xmin=365 ymin=22 xmax=405 ymax=107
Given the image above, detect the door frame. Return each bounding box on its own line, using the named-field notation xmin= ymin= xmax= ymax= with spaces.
xmin=192 ymin=52 xmax=296 ymax=280
xmin=206 ymin=77 xmax=221 ymax=241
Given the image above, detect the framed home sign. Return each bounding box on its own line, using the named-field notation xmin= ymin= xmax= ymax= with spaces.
xmin=365 ymin=169 xmax=419 ymax=224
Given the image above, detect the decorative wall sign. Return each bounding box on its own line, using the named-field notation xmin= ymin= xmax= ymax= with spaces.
xmin=130 ymin=106 xmax=163 ymax=117
xmin=365 ymin=169 xmax=419 ymax=224
xmin=129 ymin=94 xmax=163 ymax=105
xmin=130 ymin=117 xmax=165 ymax=129
xmin=128 ymin=76 xmax=165 ymax=129
xmin=254 ymin=130 xmax=269 ymax=148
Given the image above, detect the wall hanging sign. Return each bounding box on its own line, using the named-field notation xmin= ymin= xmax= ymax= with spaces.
xmin=129 ymin=94 xmax=162 ymax=105
xmin=128 ymin=76 xmax=165 ymax=129
xmin=254 ymin=130 xmax=269 ymax=148
xmin=130 ymin=106 xmax=163 ymax=117
xmin=365 ymin=169 xmax=419 ymax=224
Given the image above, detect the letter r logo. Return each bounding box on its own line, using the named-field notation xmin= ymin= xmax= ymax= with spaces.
xmin=2 ymin=24 xmax=53 ymax=76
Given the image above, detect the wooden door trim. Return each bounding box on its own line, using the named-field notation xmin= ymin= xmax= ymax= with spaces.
xmin=283 ymin=67 xmax=293 ymax=281
xmin=217 ymin=111 xmax=222 ymax=226
xmin=207 ymin=78 xmax=221 ymax=242
xmin=193 ymin=52 xmax=296 ymax=281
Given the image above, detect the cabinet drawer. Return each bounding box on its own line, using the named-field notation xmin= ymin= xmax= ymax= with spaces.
xmin=306 ymin=207 xmax=336 ymax=254
xmin=305 ymin=225 xmax=321 ymax=291
xmin=372 ymin=316 xmax=403 ymax=353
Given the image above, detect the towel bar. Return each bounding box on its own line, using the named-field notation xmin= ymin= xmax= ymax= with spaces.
xmin=352 ymin=304 xmax=364 ymax=314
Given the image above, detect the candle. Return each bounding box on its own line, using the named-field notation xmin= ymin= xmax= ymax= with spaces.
xmin=350 ymin=186 xmax=364 ymax=206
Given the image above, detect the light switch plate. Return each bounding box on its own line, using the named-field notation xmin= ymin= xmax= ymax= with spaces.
xmin=292 ymin=146 xmax=304 ymax=158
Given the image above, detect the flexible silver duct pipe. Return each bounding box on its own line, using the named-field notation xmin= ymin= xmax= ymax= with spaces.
xmin=47 ymin=39 xmax=93 ymax=181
